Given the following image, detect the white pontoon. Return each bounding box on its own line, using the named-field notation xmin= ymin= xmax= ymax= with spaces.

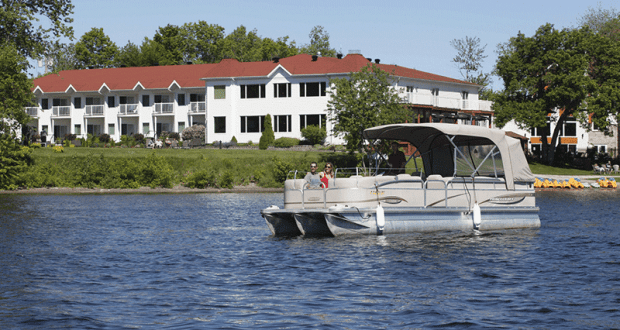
xmin=261 ymin=123 xmax=540 ymax=236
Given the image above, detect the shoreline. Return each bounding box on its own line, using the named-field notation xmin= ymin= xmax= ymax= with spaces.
xmin=1 ymin=175 xmax=615 ymax=195
xmin=0 ymin=184 xmax=283 ymax=195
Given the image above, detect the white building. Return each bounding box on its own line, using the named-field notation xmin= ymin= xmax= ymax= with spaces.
xmin=28 ymin=53 xmax=493 ymax=145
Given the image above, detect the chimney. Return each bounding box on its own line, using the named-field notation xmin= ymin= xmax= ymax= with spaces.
xmin=337 ymin=53 xmax=343 ymax=59
xmin=312 ymin=55 xmax=318 ymax=61
xmin=374 ymin=59 xmax=380 ymax=64
xmin=366 ymin=58 xmax=372 ymax=62
xmin=272 ymin=57 xmax=280 ymax=63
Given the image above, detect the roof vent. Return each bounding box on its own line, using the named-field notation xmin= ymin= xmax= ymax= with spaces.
xmin=120 ymin=64 xmax=127 ymax=68
xmin=375 ymin=59 xmax=380 ymax=64
xmin=186 ymin=61 xmax=192 ymax=65
xmin=272 ymin=57 xmax=280 ymax=63
xmin=312 ymin=55 xmax=318 ymax=61
xmin=88 ymin=66 xmax=94 ymax=69
xmin=337 ymin=53 xmax=343 ymax=59
xmin=366 ymin=58 xmax=372 ymax=62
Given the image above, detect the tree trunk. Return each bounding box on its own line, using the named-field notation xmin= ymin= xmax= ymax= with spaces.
xmin=546 ymin=111 xmax=569 ymax=165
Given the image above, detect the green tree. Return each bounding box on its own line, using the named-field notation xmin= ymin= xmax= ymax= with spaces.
xmin=180 ymin=21 xmax=225 ymax=63
xmin=450 ymin=36 xmax=492 ymax=96
xmin=327 ymin=63 xmax=407 ymax=152
xmin=74 ymin=27 xmax=118 ymax=68
xmin=259 ymin=114 xmax=275 ymax=150
xmin=577 ymin=3 xmax=619 ymax=34
xmin=139 ymin=37 xmax=165 ymax=67
xmin=493 ymin=24 xmax=596 ymax=165
xmin=300 ymin=25 xmax=336 ymax=57
xmin=0 ymin=0 xmax=74 ymax=59
xmin=115 ymin=41 xmax=142 ymax=67
xmin=46 ymin=41 xmax=79 ymax=72
xmin=153 ymin=24 xmax=184 ymax=65
xmin=260 ymin=36 xmax=298 ymax=61
xmin=219 ymin=25 xmax=263 ymax=62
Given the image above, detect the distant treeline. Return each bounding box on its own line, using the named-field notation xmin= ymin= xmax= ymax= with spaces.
xmin=45 ymin=23 xmax=337 ymax=73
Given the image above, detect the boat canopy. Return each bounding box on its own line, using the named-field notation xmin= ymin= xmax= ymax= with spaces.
xmin=363 ymin=123 xmax=534 ymax=190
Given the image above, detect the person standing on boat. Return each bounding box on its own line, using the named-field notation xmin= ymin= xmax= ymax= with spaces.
xmin=304 ymin=162 xmax=322 ymax=188
xmin=388 ymin=142 xmax=406 ymax=174
xmin=320 ymin=162 xmax=334 ymax=188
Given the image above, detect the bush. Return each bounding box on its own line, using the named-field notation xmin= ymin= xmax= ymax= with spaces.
xmin=182 ymin=125 xmax=205 ymax=141
xmin=219 ymin=170 xmax=235 ymax=189
xmin=271 ymin=156 xmax=296 ymax=183
xmin=168 ymin=132 xmax=180 ymax=140
xmin=231 ymin=136 xmax=237 ymax=143
xmin=185 ymin=169 xmax=217 ymax=188
xmin=133 ymin=134 xmax=145 ymax=144
xmin=301 ymin=125 xmax=326 ymax=145
xmin=99 ymin=134 xmax=111 ymax=143
xmin=259 ymin=114 xmax=275 ymax=150
xmin=273 ymin=137 xmax=300 ymax=148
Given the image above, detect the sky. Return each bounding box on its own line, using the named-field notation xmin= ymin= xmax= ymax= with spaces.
xmin=30 ymin=0 xmax=620 ymax=91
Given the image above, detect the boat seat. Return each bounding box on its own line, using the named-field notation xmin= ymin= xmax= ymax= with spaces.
xmin=425 ymin=174 xmax=446 ymax=189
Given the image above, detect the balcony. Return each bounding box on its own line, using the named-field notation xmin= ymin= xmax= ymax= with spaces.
xmin=188 ymin=101 xmax=206 ymax=113
xmin=154 ymin=102 xmax=174 ymax=114
xmin=85 ymin=105 xmax=104 ymax=117
xmin=52 ymin=106 xmax=71 ymax=117
xmin=403 ymin=93 xmax=494 ymax=111
xmin=25 ymin=107 xmax=39 ymax=117
xmin=119 ymin=103 xmax=139 ymax=116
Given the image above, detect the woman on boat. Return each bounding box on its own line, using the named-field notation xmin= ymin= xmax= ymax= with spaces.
xmin=320 ymin=162 xmax=334 ymax=188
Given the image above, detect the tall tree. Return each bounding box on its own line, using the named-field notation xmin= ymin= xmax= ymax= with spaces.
xmin=450 ymin=36 xmax=491 ymax=95
xmin=260 ymin=36 xmax=298 ymax=61
xmin=300 ymin=25 xmax=336 ymax=57
xmin=577 ymin=3 xmax=620 ymax=34
xmin=0 ymin=0 xmax=74 ymax=59
xmin=327 ymin=64 xmax=407 ymax=152
xmin=180 ymin=21 xmax=225 ymax=63
xmin=153 ymin=24 xmax=184 ymax=65
xmin=218 ymin=25 xmax=263 ymax=62
xmin=493 ymin=24 xmax=596 ymax=165
xmin=139 ymin=37 xmax=165 ymax=67
xmin=115 ymin=41 xmax=142 ymax=67
xmin=74 ymin=27 xmax=118 ymax=68
xmin=46 ymin=41 xmax=79 ymax=72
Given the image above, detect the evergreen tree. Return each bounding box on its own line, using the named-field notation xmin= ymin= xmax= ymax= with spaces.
xmin=259 ymin=114 xmax=275 ymax=150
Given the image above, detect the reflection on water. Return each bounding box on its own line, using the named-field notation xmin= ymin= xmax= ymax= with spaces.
xmin=0 ymin=191 xmax=618 ymax=329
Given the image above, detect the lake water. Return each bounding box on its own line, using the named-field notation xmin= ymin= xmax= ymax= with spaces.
xmin=0 ymin=191 xmax=619 ymax=329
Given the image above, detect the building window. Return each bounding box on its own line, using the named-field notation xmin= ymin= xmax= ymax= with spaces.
xmin=190 ymin=93 xmax=205 ymax=102
xmin=300 ymin=114 xmax=326 ymax=129
xmin=86 ymin=97 xmax=101 ymax=105
xmin=108 ymin=123 xmax=115 ymax=135
xmin=74 ymin=97 xmax=82 ymax=109
xmin=107 ymin=96 xmax=115 ymax=107
xmin=143 ymin=123 xmax=150 ymax=134
xmin=87 ymin=124 xmax=102 ymax=136
xmin=214 ymin=116 xmax=226 ymax=133
xmin=406 ymin=86 xmax=415 ymax=93
xmin=121 ymin=124 xmax=135 ymax=136
xmin=214 ymin=85 xmax=226 ymax=99
xmin=564 ymin=120 xmax=577 ymax=137
xmin=240 ymin=116 xmax=265 ymax=133
xmin=41 ymin=99 xmax=49 ymax=110
xmin=274 ymin=115 xmax=292 ymax=132
xmin=274 ymin=83 xmax=292 ymax=98
xmin=142 ymin=95 xmax=150 ymax=107
xmin=177 ymin=94 xmax=186 ymax=106
xmin=53 ymin=98 xmax=68 ymax=106
xmin=178 ymin=122 xmax=185 ymax=133
xmin=74 ymin=124 xmax=81 ymax=135
xmin=300 ymin=82 xmax=326 ymax=97
xmin=530 ymin=117 xmax=552 ymax=137
xmin=240 ymin=84 xmax=265 ymax=99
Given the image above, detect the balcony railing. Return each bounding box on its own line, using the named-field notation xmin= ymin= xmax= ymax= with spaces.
xmin=85 ymin=105 xmax=104 ymax=116
xmin=154 ymin=102 xmax=174 ymax=114
xmin=403 ymin=93 xmax=494 ymax=111
xmin=25 ymin=107 xmax=39 ymax=117
xmin=119 ymin=103 xmax=139 ymax=115
xmin=52 ymin=106 xmax=71 ymax=117
xmin=188 ymin=101 xmax=206 ymax=113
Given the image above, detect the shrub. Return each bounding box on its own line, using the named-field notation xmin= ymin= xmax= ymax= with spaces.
xmin=182 ymin=125 xmax=205 ymax=141
xmin=231 ymin=136 xmax=237 ymax=143
xmin=185 ymin=169 xmax=217 ymax=188
xmin=0 ymin=134 xmax=33 ymax=190
xmin=133 ymin=134 xmax=145 ymax=144
xmin=271 ymin=156 xmax=296 ymax=183
xmin=64 ymin=133 xmax=76 ymax=141
xmin=273 ymin=137 xmax=300 ymax=148
xmin=99 ymin=134 xmax=111 ymax=143
xmin=219 ymin=170 xmax=235 ymax=189
xmin=259 ymin=114 xmax=275 ymax=150
xmin=168 ymin=132 xmax=180 ymax=140
xmin=301 ymin=125 xmax=326 ymax=145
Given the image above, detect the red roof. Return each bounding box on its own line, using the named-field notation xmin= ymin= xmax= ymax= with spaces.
xmin=32 ymin=54 xmax=473 ymax=93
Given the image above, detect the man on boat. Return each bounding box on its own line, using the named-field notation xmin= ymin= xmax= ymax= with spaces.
xmin=388 ymin=142 xmax=406 ymax=174
xmin=304 ymin=162 xmax=322 ymax=188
